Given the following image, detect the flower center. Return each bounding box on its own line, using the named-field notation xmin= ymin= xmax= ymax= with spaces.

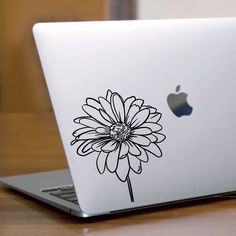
xmin=110 ymin=123 xmax=131 ymax=142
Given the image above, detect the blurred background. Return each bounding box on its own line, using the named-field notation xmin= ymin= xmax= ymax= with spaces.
xmin=1 ymin=0 xmax=236 ymax=176
xmin=0 ymin=0 xmax=136 ymax=175
xmin=1 ymin=0 xmax=236 ymax=113
xmin=0 ymin=0 xmax=136 ymax=113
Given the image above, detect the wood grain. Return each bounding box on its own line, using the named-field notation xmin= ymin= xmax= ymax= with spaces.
xmin=0 ymin=113 xmax=66 ymax=176
xmin=1 ymin=113 xmax=236 ymax=236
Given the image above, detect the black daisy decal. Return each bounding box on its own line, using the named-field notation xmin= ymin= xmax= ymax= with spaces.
xmin=71 ymin=90 xmax=166 ymax=202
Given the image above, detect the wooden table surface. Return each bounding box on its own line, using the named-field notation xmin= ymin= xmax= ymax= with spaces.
xmin=1 ymin=113 xmax=236 ymax=236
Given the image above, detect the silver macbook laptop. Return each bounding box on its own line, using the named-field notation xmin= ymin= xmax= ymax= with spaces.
xmin=1 ymin=18 xmax=236 ymax=218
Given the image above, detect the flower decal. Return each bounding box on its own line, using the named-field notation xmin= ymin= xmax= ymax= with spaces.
xmin=71 ymin=90 xmax=166 ymax=202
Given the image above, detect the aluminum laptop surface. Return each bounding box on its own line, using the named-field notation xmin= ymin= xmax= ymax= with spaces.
xmin=1 ymin=18 xmax=236 ymax=217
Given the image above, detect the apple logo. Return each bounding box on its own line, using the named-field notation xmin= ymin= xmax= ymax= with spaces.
xmin=167 ymin=85 xmax=193 ymax=117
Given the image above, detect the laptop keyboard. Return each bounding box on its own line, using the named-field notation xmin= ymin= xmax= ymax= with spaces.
xmin=41 ymin=185 xmax=78 ymax=205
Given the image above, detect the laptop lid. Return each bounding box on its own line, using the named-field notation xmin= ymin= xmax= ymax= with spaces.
xmin=33 ymin=18 xmax=236 ymax=216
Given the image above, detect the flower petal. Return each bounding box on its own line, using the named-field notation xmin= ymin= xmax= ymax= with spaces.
xmin=141 ymin=122 xmax=163 ymax=132
xmin=127 ymin=141 xmax=141 ymax=156
xmin=83 ymin=105 xmax=112 ymax=126
xmin=148 ymin=107 xmax=157 ymax=113
xmin=86 ymin=98 xmax=102 ymax=109
xmin=96 ymin=151 xmax=109 ymax=174
xmin=132 ymin=99 xmax=144 ymax=107
xmin=111 ymin=93 xmax=125 ymax=122
xmin=106 ymin=89 xmax=112 ymax=101
xmin=116 ymin=156 xmax=130 ymax=182
xmin=101 ymin=140 xmax=118 ymax=152
xmin=129 ymin=135 xmax=151 ymax=146
xmin=135 ymin=147 xmax=149 ymax=162
xmin=153 ymin=133 xmax=166 ymax=143
xmin=77 ymin=140 xmax=94 ymax=156
xmin=73 ymin=119 xmax=87 ymax=129
xmin=99 ymin=109 xmax=114 ymax=123
xmin=106 ymin=147 xmax=120 ymax=172
xmin=70 ymin=139 xmax=78 ymax=145
xmin=91 ymin=139 xmax=110 ymax=151
xmin=72 ymin=127 xmax=93 ymax=137
xmin=99 ymin=97 xmax=116 ymax=122
xmin=119 ymin=142 xmax=129 ymax=158
xmin=73 ymin=116 xmax=85 ymax=124
xmin=126 ymin=104 xmax=140 ymax=124
xmin=147 ymin=113 xmax=162 ymax=123
xmin=128 ymin=154 xmax=142 ymax=174
xmin=95 ymin=127 xmax=109 ymax=134
xmin=146 ymin=134 xmax=157 ymax=143
xmin=132 ymin=127 xmax=152 ymax=135
xmin=79 ymin=131 xmax=108 ymax=140
xmin=124 ymin=96 xmax=136 ymax=114
xmin=131 ymin=109 xmax=150 ymax=128
xmin=143 ymin=105 xmax=157 ymax=114
xmin=144 ymin=143 xmax=163 ymax=157
xmin=78 ymin=117 xmax=105 ymax=129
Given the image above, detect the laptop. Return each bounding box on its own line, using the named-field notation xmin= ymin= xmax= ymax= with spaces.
xmin=1 ymin=18 xmax=236 ymax=218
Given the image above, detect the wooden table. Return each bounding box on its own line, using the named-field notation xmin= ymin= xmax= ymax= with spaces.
xmin=1 ymin=113 xmax=236 ymax=235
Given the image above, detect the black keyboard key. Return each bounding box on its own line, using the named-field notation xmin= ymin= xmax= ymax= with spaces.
xmin=66 ymin=196 xmax=78 ymax=202
xmin=58 ymin=186 xmax=74 ymax=191
xmin=41 ymin=188 xmax=58 ymax=193
xmin=49 ymin=190 xmax=75 ymax=196
xmin=41 ymin=185 xmax=78 ymax=205
xmin=56 ymin=193 xmax=76 ymax=199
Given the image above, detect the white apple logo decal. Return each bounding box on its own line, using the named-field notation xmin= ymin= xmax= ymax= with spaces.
xmin=167 ymin=85 xmax=193 ymax=117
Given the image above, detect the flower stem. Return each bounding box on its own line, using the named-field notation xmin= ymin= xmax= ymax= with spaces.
xmin=126 ymin=175 xmax=134 ymax=202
